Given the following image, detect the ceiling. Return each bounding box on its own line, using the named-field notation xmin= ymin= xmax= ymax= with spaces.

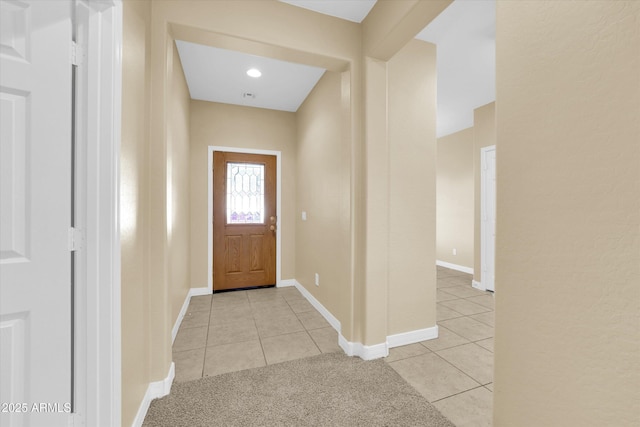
xmin=175 ymin=0 xmax=495 ymax=138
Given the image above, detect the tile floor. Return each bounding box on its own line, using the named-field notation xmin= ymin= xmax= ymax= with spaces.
xmin=386 ymin=266 xmax=494 ymax=427
xmin=172 ymin=285 xmax=340 ymax=382
xmin=172 ymin=266 xmax=493 ymax=426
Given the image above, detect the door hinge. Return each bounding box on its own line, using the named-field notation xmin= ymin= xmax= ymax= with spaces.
xmin=71 ymin=41 xmax=84 ymax=66
xmin=68 ymin=227 xmax=84 ymax=251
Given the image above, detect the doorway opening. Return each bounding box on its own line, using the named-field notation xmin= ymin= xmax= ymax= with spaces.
xmin=208 ymin=146 xmax=282 ymax=293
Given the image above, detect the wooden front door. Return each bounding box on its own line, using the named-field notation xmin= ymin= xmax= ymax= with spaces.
xmin=213 ymin=151 xmax=277 ymax=291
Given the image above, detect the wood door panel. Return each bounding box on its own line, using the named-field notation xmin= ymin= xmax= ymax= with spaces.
xmin=249 ymin=234 xmax=265 ymax=272
xmin=225 ymin=235 xmax=243 ymax=273
xmin=213 ymin=152 xmax=277 ymax=291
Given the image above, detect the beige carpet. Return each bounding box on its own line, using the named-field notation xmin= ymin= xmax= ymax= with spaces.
xmin=143 ymin=352 xmax=455 ymax=427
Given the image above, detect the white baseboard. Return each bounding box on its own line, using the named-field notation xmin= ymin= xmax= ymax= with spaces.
xmin=293 ymin=280 xmax=439 ymax=361
xmin=436 ymin=260 xmax=474 ymax=275
xmin=387 ymin=325 xmax=438 ymax=349
xmin=172 ymin=287 xmax=212 ymax=343
xmin=338 ymin=335 xmax=389 ymax=360
xmin=472 ymin=280 xmax=485 ymax=291
xmin=278 ymin=279 xmax=296 ymax=288
xmin=131 ymin=362 xmax=175 ymax=427
xmin=293 ymin=280 xmax=341 ymax=332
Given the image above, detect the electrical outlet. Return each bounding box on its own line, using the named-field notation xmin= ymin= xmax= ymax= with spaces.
xmin=452 ymin=248 xmax=457 ymax=255
xmin=315 ymin=273 xmax=320 ymax=286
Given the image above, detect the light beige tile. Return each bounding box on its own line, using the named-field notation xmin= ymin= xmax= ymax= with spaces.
xmin=252 ymin=304 xmax=296 ymax=323
xmin=441 ymin=285 xmax=486 ymax=299
xmin=247 ymin=288 xmax=284 ymax=303
xmin=210 ymin=303 xmax=253 ymax=325
xmin=256 ymin=314 xmax=305 ymax=338
xmin=385 ymin=343 xmax=431 ymax=363
xmin=276 ymin=287 xmax=305 ymax=302
xmin=475 ymin=338 xmax=494 ymax=353
xmin=469 ymin=311 xmax=494 ymax=327
xmin=441 ymin=276 xmax=473 ymax=287
xmin=484 ymin=383 xmax=493 ymax=392
xmin=172 ymin=348 xmax=205 ymax=382
xmin=188 ymin=295 xmax=212 ymax=313
xmin=203 ymin=340 xmax=265 ymax=377
xmin=261 ymin=331 xmax=321 ymax=365
xmin=296 ymin=310 xmax=330 ymax=330
xmin=180 ymin=310 xmax=210 ymax=329
xmin=437 ymin=343 xmax=494 ymax=385
xmin=439 ymin=317 xmax=493 ymax=342
xmin=440 ymin=299 xmax=491 ymax=316
xmin=437 ymin=303 xmax=465 ymax=321
xmin=433 ymin=387 xmax=493 ymax=427
xmin=287 ymin=298 xmax=315 ymax=314
xmin=389 ymin=353 xmax=480 ymax=402
xmin=437 ymin=289 xmax=459 ymax=302
xmin=307 ymin=327 xmax=340 ymax=353
xmin=466 ymin=294 xmax=495 ymax=310
xmin=211 ymin=291 xmax=249 ymax=307
xmin=250 ymin=299 xmax=292 ymax=315
xmin=173 ymin=326 xmax=208 ymax=352
xmin=437 ymin=278 xmax=460 ymax=289
xmin=207 ymin=319 xmax=258 ymax=346
xmin=421 ymin=326 xmax=470 ymax=352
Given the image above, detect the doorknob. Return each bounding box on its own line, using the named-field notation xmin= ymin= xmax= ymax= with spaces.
xmin=270 ymin=225 xmax=276 ymax=231
xmin=270 ymin=216 xmax=277 ymax=224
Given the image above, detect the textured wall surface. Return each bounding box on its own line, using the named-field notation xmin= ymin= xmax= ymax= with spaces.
xmin=121 ymin=1 xmax=152 ymax=425
xmin=494 ymin=2 xmax=640 ymax=426
xmin=296 ymin=71 xmax=352 ymax=332
xmin=387 ymin=39 xmax=438 ymax=335
xmin=437 ymin=127 xmax=474 ymax=269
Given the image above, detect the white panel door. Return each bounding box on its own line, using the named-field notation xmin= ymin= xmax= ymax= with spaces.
xmin=481 ymin=146 xmax=496 ymax=292
xmin=0 ymin=1 xmax=73 ymax=426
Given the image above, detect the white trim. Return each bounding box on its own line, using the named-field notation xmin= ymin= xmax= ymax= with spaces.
xmin=436 ymin=260 xmax=474 ymax=275
xmin=278 ymin=279 xmax=296 ymax=288
xmin=131 ymin=363 xmax=175 ymax=427
xmin=74 ymin=1 xmax=122 ymax=426
xmin=472 ymin=280 xmax=485 ymax=291
xmin=207 ymin=146 xmax=282 ymax=292
xmin=387 ymin=326 xmax=438 ymax=349
xmin=293 ymin=280 xmax=438 ymax=361
xmin=339 ymin=336 xmax=389 ymax=360
xmin=293 ymin=280 xmax=341 ymax=332
xmin=171 ymin=287 xmax=213 ymax=343
xmin=480 ymin=145 xmax=497 ymax=292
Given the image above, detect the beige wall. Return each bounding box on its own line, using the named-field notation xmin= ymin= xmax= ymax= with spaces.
xmin=494 ymin=2 xmax=640 ymax=426
xmin=121 ymin=1 xmax=151 ymax=425
xmin=437 ymin=127 xmax=474 ymax=269
xmin=168 ymin=43 xmax=191 ymax=324
xmin=190 ymin=101 xmax=297 ymax=287
xmin=295 ymin=71 xmax=352 ymax=331
xmin=473 ymin=102 xmax=496 ymax=283
xmin=387 ymin=39 xmax=438 ymax=335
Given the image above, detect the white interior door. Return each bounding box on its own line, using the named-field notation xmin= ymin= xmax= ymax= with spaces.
xmin=0 ymin=1 xmax=73 ymax=425
xmin=481 ymin=146 xmax=496 ymax=292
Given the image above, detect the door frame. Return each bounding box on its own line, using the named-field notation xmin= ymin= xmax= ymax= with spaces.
xmin=208 ymin=146 xmax=282 ymax=292
xmin=480 ymin=145 xmax=496 ymax=292
xmin=74 ymin=1 xmax=122 ymax=425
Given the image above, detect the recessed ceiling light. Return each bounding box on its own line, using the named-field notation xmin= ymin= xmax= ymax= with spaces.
xmin=246 ymin=68 xmax=262 ymax=78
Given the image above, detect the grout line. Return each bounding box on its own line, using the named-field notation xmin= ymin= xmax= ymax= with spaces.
xmin=430 ymin=384 xmax=487 ymax=403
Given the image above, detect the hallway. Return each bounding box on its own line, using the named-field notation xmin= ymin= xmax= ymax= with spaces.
xmin=169 ymin=266 xmax=493 ymax=426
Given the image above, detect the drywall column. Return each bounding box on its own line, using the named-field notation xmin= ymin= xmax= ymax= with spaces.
xmin=387 ymin=39 xmax=438 ymax=336
xmin=362 ymin=56 xmax=390 ymax=347
xmin=494 ymin=2 xmax=640 ymax=426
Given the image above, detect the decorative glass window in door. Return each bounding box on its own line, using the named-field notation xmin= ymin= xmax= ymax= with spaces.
xmin=226 ymin=162 xmax=265 ymax=224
